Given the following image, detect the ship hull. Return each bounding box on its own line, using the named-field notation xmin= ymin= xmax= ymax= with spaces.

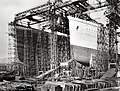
xmin=71 ymin=45 xmax=97 ymax=66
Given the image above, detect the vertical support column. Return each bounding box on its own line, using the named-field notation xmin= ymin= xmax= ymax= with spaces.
xmin=8 ymin=23 xmax=16 ymax=63
xmin=41 ymin=29 xmax=45 ymax=72
xmin=49 ymin=7 xmax=58 ymax=70
xmin=24 ymin=30 xmax=29 ymax=76
xmin=24 ymin=30 xmax=27 ymax=76
xmin=35 ymin=52 xmax=39 ymax=76
xmin=13 ymin=23 xmax=18 ymax=63
xmin=107 ymin=22 xmax=117 ymax=67
xmin=36 ymin=31 xmax=42 ymax=75
xmin=50 ymin=31 xmax=57 ymax=70
xmin=97 ymin=24 xmax=109 ymax=72
xmin=8 ymin=23 xmax=18 ymax=71
xmin=35 ymin=32 xmax=39 ymax=76
xmin=9 ymin=23 xmax=23 ymax=75
xmin=29 ymin=30 xmax=35 ymax=77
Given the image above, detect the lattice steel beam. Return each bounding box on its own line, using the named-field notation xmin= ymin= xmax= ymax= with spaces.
xmin=14 ymin=0 xmax=103 ymax=23
xmin=15 ymin=3 xmax=51 ymax=21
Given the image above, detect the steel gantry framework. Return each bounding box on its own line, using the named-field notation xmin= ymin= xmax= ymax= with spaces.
xmin=8 ymin=0 xmax=120 ymax=77
xmin=105 ymin=0 xmax=120 ymax=70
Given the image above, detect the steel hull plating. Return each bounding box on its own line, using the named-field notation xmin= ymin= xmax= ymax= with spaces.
xmin=71 ymin=45 xmax=96 ymax=65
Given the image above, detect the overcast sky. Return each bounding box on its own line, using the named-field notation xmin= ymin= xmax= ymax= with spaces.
xmin=0 ymin=0 xmax=48 ymax=58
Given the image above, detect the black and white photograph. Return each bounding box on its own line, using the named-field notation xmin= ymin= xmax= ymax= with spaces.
xmin=0 ymin=0 xmax=120 ymax=91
